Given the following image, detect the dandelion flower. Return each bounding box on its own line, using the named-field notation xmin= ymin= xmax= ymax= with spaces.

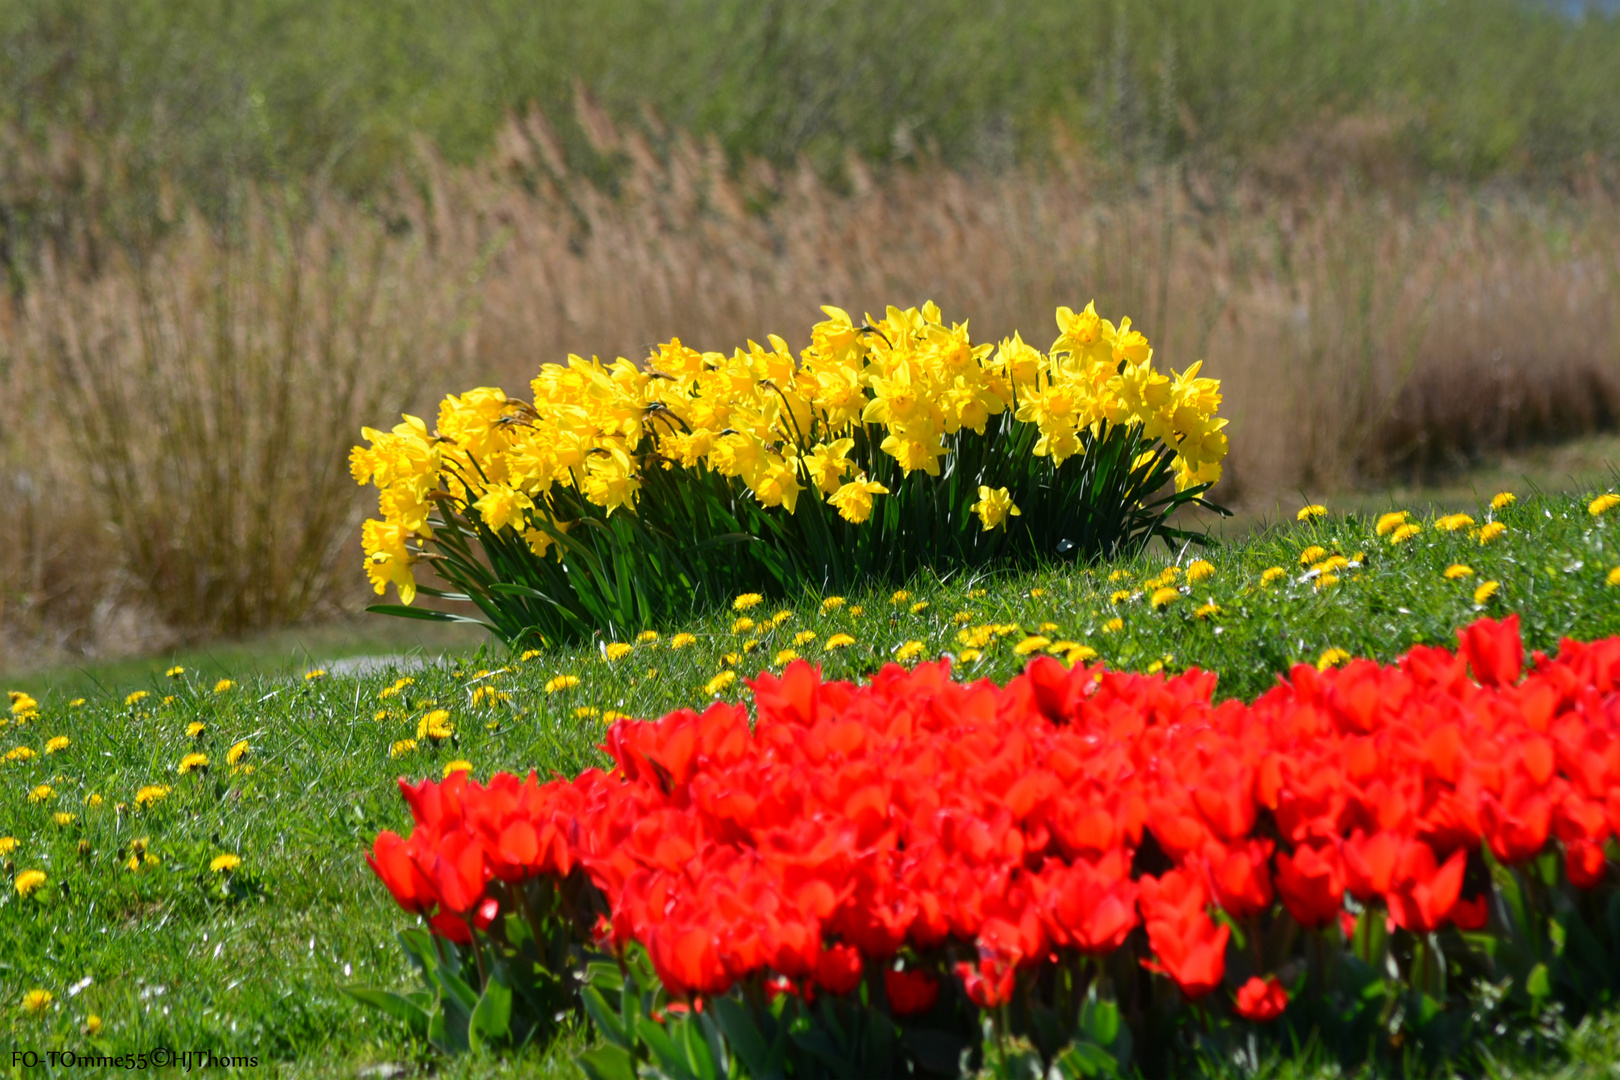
xmin=1102 ymin=617 xmax=1124 ymax=634
xmin=774 ymin=649 xmax=799 ymax=666
xmin=226 ymin=740 xmax=250 ymax=766
xmin=958 ymin=648 xmax=982 ymax=662
xmin=28 ymin=784 xmax=53 ymax=802
xmin=1029 ymin=588 xmax=1046 ymax=599
xmin=213 ymin=679 xmax=234 ymax=695
xmin=84 ymin=794 xmax=102 ymax=807
xmin=389 ymin=739 xmax=417 ymax=759
xmin=825 ymin=633 xmax=856 ymax=650
xmin=910 ymin=601 xmax=930 ymax=614
xmin=1317 ymin=648 xmax=1351 ymax=671
xmin=1478 ymin=521 xmax=1507 ymax=544
xmin=1313 ymin=556 xmax=1349 ymax=573
xmin=519 ymin=649 xmax=542 ymax=662
xmin=603 ymin=711 xmax=631 ymax=723
xmin=5 ymin=745 xmax=35 ymax=762
xmin=1375 ymin=511 xmax=1409 ymax=536
xmin=891 ymin=590 xmax=911 ymax=605
xmin=417 ymin=710 xmax=453 ymax=741
xmin=84 ymin=1015 xmax=102 ymax=1035
xmin=1193 ymin=602 xmax=1220 ymax=620
xmin=442 ymin=760 xmax=473 ymax=778
xmin=731 ymin=618 xmax=755 ymax=635
xmin=1315 ymin=573 xmax=1340 ymax=590
xmin=68 ymin=698 xmax=85 ymax=708
xmin=792 ymin=630 xmax=817 ymax=646
xmin=952 ymin=611 xmax=974 ymax=625
xmin=636 ymin=630 xmax=659 ymax=644
xmin=733 ymin=593 xmax=763 ymax=611
xmin=821 ymin=596 xmax=845 ymax=612
xmin=1063 ymin=645 xmax=1099 ymax=665
xmin=895 ymin=641 xmax=925 ymax=662
xmin=544 ymin=675 xmax=581 ymax=694
xmin=1608 ymin=567 xmax=1620 ymax=587
xmin=705 ymin=671 xmax=738 ymax=696
xmin=125 ymin=690 xmax=149 ymax=707
xmin=44 ymin=736 xmax=69 ymax=754
xmin=1150 ymin=586 xmax=1180 ymax=609
xmin=135 ymin=785 xmax=170 ymax=807
xmin=848 ymin=605 xmax=864 ymax=618
xmin=1444 ymin=564 xmax=1474 ymax=579
xmin=670 ymin=633 xmax=697 ymax=650
xmin=1109 ymin=590 xmax=1133 ymax=605
xmin=1014 ymin=636 xmax=1051 ymax=656
xmin=0 ymin=836 xmax=17 ymax=856
xmin=1389 ymin=523 xmax=1421 ymax=545
xmin=1435 ymin=513 xmax=1475 ymax=532
xmin=1474 ymin=580 xmax=1501 ymax=604
xmin=603 ymin=642 xmax=633 ymax=662
xmin=1298 ymin=546 xmax=1328 ymax=567
xmin=162 ymin=695 xmax=176 ymax=706
xmin=53 ymin=812 xmax=76 ymax=827
xmin=1297 ymin=504 xmax=1327 ymax=521
xmin=186 ymin=721 xmax=206 ymax=738
xmin=1589 ymin=493 xmax=1620 ymax=517
xmin=15 ymin=869 xmax=46 ymax=896
xmin=1491 ymin=492 xmax=1516 ymax=510
xmin=177 ymin=752 xmax=208 ymax=774
xmin=573 ymin=707 xmax=600 ymax=720
xmin=210 ymin=853 xmax=242 ymax=874
xmin=22 ymin=988 xmax=52 ymax=1013
xmin=304 ymin=669 xmax=327 ymax=682
xmin=1260 ymin=567 xmax=1287 ymax=587
xmin=1186 ymin=560 xmax=1215 ymax=583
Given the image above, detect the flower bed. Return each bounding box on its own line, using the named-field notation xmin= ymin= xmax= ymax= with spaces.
xmin=361 ymin=614 xmax=1620 ymax=1073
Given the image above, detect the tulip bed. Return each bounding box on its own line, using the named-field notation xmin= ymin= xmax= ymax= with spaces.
xmin=364 ymin=612 xmax=1620 ymax=1077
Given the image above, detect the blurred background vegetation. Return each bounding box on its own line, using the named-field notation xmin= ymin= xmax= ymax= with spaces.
xmin=1 ymin=0 xmax=1618 ymax=672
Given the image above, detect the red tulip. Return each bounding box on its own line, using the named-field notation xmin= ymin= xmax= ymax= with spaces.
xmin=1234 ymin=976 xmax=1289 ymax=1021
xmin=884 ymin=968 xmax=939 ymax=1017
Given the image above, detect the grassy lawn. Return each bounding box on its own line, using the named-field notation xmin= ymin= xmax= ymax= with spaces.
xmin=5 ymin=485 xmax=1620 ymax=1076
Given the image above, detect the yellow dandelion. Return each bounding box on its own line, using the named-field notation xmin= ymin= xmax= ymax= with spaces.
xmin=53 ymin=812 xmax=76 ymax=827
xmin=1478 ymin=521 xmax=1507 ymax=544
xmin=213 ymin=679 xmax=234 ymax=695
xmin=1589 ymin=493 xmax=1620 ymax=517
xmin=166 ymin=665 xmax=186 ymax=677
xmin=774 ymin=649 xmax=799 ymax=666
xmin=1260 ymin=566 xmax=1288 ymax=587
xmin=1102 ymin=617 xmax=1124 ymax=634
xmin=634 ymin=630 xmax=661 ymax=645
xmin=1186 ymin=560 xmax=1215 ymax=583
xmin=28 ymin=784 xmax=53 ymax=802
xmin=1491 ymin=492 xmax=1516 ymax=510
xmin=520 ymin=648 xmax=542 ymax=662
xmin=15 ymin=869 xmax=46 ymax=896
xmin=1298 ymin=545 xmax=1328 ymax=566
xmin=1317 ymin=648 xmax=1351 ymax=671
xmin=1435 ymin=513 xmax=1475 ymax=532
xmin=731 ymin=617 xmax=756 ymax=635
xmin=1389 ymin=523 xmax=1421 ymax=545
xmin=186 ymin=721 xmax=206 ymax=738
xmin=821 ymin=597 xmax=846 ymax=612
xmin=603 ymin=642 xmax=633 ymax=662
xmin=124 ymin=690 xmax=149 ymax=707
xmin=22 ymin=988 xmax=52 ymax=1013
xmin=1607 ymin=567 xmax=1620 ymax=587
xmin=226 ymin=740 xmax=250 ymax=766
xmin=958 ymin=648 xmax=983 ymax=662
xmin=1474 ymin=580 xmax=1501 ymax=605
xmin=1313 ymin=555 xmax=1349 ymax=573
xmin=84 ymin=1014 xmax=102 ymax=1035
xmin=603 ymin=710 xmax=631 ymax=723
xmin=1063 ymin=645 xmax=1099 ymax=665
xmin=705 ymin=671 xmax=738 ymax=696
xmin=895 ymin=641 xmax=925 ymax=663
xmin=442 ymin=760 xmax=473 ymax=778
xmin=1315 ymin=573 xmax=1340 ymax=590
xmin=1029 ymin=588 xmax=1046 ymax=599
xmin=1014 ymin=636 xmax=1051 ymax=656
xmin=793 ymin=630 xmax=817 ymax=646
xmin=135 ymin=784 xmax=170 ymax=807
xmin=741 ymin=638 xmax=760 ymax=653
xmin=84 ymin=793 xmax=102 ymax=807
xmin=68 ymin=698 xmax=85 ymax=708
xmin=1109 ymin=590 xmax=1133 ymax=605
xmin=891 ymin=590 xmax=911 ymax=605
xmin=825 ymin=633 xmax=857 ymax=650
xmin=1375 ymin=511 xmax=1409 ymax=536
xmin=43 ymin=736 xmax=69 ymax=755
xmin=848 ymin=605 xmax=864 ymax=618
xmin=210 ymin=853 xmax=242 ymax=874
xmin=1297 ymin=504 xmax=1327 ymax=521
xmin=417 ymin=710 xmax=453 ymax=741
xmin=1193 ymin=602 xmax=1220 ymax=620
xmin=670 ymin=633 xmax=697 ymax=650
xmin=161 ymin=695 xmax=176 ymax=706
xmin=1150 ymin=586 xmax=1180 ymax=609
xmin=721 ymin=652 xmax=742 ymax=667
xmin=733 ymin=593 xmax=763 ymax=611
xmin=389 ymin=739 xmax=417 ymax=759
xmin=177 ymin=752 xmax=208 ymax=774
xmin=573 ymin=706 xmax=600 ymax=720
xmin=544 ymin=675 xmax=581 ymax=693
xmin=0 ymin=836 xmax=17 ymax=856
xmin=5 ymin=745 xmax=36 ymax=762
xmin=1444 ymin=564 xmax=1474 ymax=579
xmin=304 ymin=669 xmax=327 ymax=682
xmin=910 ymin=601 xmax=930 ymax=614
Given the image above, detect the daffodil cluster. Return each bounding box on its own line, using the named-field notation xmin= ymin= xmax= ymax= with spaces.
xmin=351 ymin=302 xmax=1226 ymax=606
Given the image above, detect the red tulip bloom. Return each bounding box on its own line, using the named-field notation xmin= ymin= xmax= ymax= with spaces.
xmin=1234 ymin=976 xmax=1289 ymax=1021
xmin=1275 ymin=841 xmax=1344 ymax=929
xmin=1459 ymin=614 xmax=1523 ymax=688
xmin=884 ymin=968 xmax=940 ymax=1017
xmin=814 ymin=943 xmax=864 ymax=996
xmin=955 ymin=957 xmax=1017 ymax=1008
xmin=367 ymin=830 xmax=438 ymax=914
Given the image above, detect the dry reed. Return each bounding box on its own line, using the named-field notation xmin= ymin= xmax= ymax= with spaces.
xmin=3 ymin=107 xmax=1617 ymax=665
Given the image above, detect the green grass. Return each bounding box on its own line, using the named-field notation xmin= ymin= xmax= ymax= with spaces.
xmin=5 ymin=486 xmax=1620 ymax=1075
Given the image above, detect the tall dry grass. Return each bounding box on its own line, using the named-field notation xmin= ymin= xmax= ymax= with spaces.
xmin=3 ymin=107 xmax=1617 ymax=665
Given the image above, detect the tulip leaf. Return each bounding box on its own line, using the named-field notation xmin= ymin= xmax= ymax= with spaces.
xmin=1526 ymin=962 xmax=1551 ymax=1001
xmin=469 ymin=966 xmax=514 ymax=1049
xmin=342 ymin=987 xmax=430 ymax=1038
xmin=710 ymin=996 xmax=784 ymax=1080
xmin=576 ymin=1045 xmax=637 ymax=1080
xmin=582 ymin=985 xmax=630 ymax=1050
xmin=1050 ymin=1039 xmax=1122 ymax=1079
